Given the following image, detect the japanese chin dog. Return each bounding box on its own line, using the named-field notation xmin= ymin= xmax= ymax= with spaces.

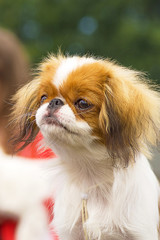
xmin=11 ymin=54 xmax=160 ymax=240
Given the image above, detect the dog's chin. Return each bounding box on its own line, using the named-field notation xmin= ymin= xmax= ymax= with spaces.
xmin=39 ymin=119 xmax=73 ymax=138
xmin=37 ymin=117 xmax=96 ymax=152
xmin=43 ymin=116 xmax=73 ymax=133
xmin=38 ymin=117 xmax=79 ymax=147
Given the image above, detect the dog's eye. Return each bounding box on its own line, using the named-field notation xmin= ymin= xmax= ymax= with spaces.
xmin=75 ymin=99 xmax=92 ymax=110
xmin=40 ymin=95 xmax=48 ymax=104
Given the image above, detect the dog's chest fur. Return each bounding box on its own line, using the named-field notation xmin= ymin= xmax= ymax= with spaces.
xmin=53 ymin=182 xmax=134 ymax=240
xmin=51 ymin=163 xmax=132 ymax=239
xmin=50 ymin=154 xmax=159 ymax=240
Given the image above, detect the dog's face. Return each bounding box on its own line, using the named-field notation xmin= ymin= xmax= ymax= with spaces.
xmin=11 ymin=55 xmax=160 ymax=165
xmin=36 ymin=57 xmax=107 ymax=149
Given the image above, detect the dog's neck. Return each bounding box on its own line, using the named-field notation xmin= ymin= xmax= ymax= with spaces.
xmin=50 ymin=141 xmax=114 ymax=193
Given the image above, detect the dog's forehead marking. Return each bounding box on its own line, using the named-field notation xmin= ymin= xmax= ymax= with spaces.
xmin=53 ymin=57 xmax=95 ymax=88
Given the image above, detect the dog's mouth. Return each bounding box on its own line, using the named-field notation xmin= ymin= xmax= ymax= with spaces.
xmin=42 ymin=114 xmax=77 ymax=135
xmin=43 ymin=115 xmax=66 ymax=128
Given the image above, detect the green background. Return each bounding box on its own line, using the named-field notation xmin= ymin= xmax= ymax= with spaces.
xmin=0 ymin=0 xmax=160 ymax=83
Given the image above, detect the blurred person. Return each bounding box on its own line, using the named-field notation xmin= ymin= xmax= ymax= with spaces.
xmin=0 ymin=28 xmax=29 ymax=154
xmin=0 ymin=29 xmax=57 ymax=240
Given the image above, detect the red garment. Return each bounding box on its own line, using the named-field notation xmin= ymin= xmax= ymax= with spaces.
xmin=0 ymin=221 xmax=16 ymax=240
xmin=0 ymin=133 xmax=58 ymax=240
xmin=0 ymin=199 xmax=58 ymax=240
xmin=18 ymin=132 xmax=56 ymax=159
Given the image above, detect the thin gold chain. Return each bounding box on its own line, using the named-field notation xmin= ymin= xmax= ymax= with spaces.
xmin=81 ymin=181 xmax=108 ymax=240
xmin=81 ymin=195 xmax=91 ymax=240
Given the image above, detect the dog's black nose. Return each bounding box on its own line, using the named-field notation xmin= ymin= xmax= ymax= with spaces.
xmin=48 ymin=98 xmax=64 ymax=109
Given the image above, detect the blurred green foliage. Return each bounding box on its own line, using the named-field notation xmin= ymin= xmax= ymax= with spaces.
xmin=0 ymin=0 xmax=160 ymax=82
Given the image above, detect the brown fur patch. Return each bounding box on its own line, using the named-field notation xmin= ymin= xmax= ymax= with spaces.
xmin=59 ymin=63 xmax=107 ymax=140
xmin=10 ymin=56 xmax=62 ymax=150
xmin=99 ymin=61 xmax=160 ymax=165
xmin=11 ymin=78 xmax=40 ymax=150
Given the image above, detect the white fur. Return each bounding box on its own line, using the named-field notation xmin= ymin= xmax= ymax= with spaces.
xmin=35 ymin=96 xmax=160 ymax=240
xmin=0 ymin=149 xmax=51 ymax=240
xmin=53 ymin=57 xmax=95 ymax=87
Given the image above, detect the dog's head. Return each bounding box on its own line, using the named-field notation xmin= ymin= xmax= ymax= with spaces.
xmin=11 ymin=54 xmax=160 ymax=166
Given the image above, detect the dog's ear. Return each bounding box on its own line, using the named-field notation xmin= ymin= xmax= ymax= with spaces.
xmin=99 ymin=62 xmax=160 ymax=166
xmin=10 ymin=55 xmax=60 ymax=152
xmin=10 ymin=78 xmax=40 ymax=151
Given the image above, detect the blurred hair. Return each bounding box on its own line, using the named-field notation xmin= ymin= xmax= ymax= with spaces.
xmin=0 ymin=28 xmax=29 ymax=153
